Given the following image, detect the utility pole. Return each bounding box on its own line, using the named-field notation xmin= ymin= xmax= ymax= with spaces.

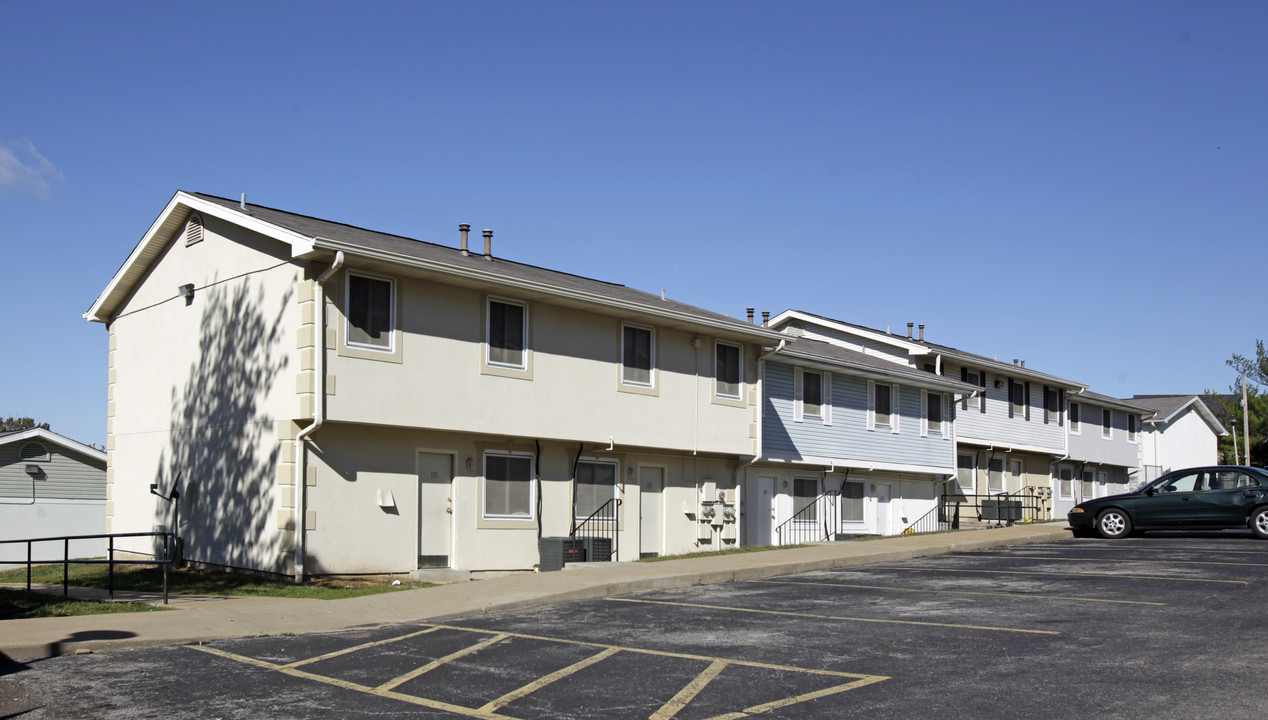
xmin=1244 ymin=372 xmax=1252 ymax=466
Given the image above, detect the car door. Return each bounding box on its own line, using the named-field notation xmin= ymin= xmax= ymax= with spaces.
xmin=1194 ymin=470 xmax=1264 ymax=526
xmin=1133 ymin=471 xmax=1203 ymax=527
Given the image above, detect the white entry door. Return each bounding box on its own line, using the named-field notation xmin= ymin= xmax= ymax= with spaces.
xmin=639 ymin=467 xmax=665 ymax=558
xmin=418 ymin=452 xmax=454 ymax=567
xmin=752 ymin=476 xmax=776 ymax=546
xmin=874 ymin=483 xmax=892 ymax=535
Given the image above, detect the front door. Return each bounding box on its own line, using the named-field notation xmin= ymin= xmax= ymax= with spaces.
xmin=874 ymin=483 xmax=892 ymax=535
xmin=752 ymin=475 xmax=776 ymax=546
xmin=418 ymin=452 xmax=453 ymax=567
xmin=638 ymin=466 xmax=664 ymax=558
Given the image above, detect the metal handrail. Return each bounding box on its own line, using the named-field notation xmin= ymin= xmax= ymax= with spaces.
xmin=902 ymin=502 xmax=956 ymax=535
xmin=775 ymin=489 xmax=841 ymax=545
xmin=0 ymin=531 xmax=177 ymax=604
xmin=572 ymin=498 xmax=621 ymax=561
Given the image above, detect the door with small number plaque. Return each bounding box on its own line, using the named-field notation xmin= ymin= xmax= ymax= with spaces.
xmin=418 ymin=452 xmax=454 ymax=567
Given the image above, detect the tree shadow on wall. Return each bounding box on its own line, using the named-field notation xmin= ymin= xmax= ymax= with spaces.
xmin=152 ymin=279 xmax=291 ymax=572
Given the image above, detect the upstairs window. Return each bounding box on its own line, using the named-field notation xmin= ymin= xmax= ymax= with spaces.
xmin=869 ymin=381 xmax=899 ymax=432
xmin=1069 ymin=402 xmax=1081 ymax=433
xmin=621 ymin=324 xmax=654 ymax=387
xmin=794 ymin=368 xmax=830 ymax=422
xmin=1102 ymin=408 xmax=1113 ymax=439
xmin=346 ymin=272 xmax=394 ymax=351
xmin=1045 ymin=387 xmax=1062 ymax=424
xmin=961 ymin=370 xmax=985 ymax=412
xmin=715 ymin=342 xmax=742 ymax=400
xmin=1128 ymin=414 xmax=1140 ymax=442
xmin=924 ymin=391 xmax=944 ymax=436
xmin=487 ymin=299 xmax=527 ymax=370
xmin=1010 ymin=380 xmax=1026 ymax=419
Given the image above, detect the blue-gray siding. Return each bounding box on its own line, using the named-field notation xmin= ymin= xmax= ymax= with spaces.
xmin=762 ymin=361 xmax=953 ymax=468
xmin=0 ymin=444 xmax=106 ymax=501
xmin=948 ymin=362 xmax=1066 ymax=452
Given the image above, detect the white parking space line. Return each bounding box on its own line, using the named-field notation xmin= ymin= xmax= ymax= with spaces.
xmin=868 ymin=566 xmax=1248 ymax=584
xmin=748 ymin=579 xmax=1166 ymax=605
xmin=606 ymin=598 xmax=1060 ymax=635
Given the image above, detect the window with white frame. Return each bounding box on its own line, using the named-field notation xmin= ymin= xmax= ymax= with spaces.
xmin=1097 ymin=470 xmax=1109 ymax=491
xmin=924 ymin=391 xmax=944 ymax=436
xmin=1058 ymin=466 xmax=1074 ymax=499
xmin=840 ymin=481 xmax=864 ymax=522
xmin=487 ymin=298 xmax=527 ymax=369
xmin=793 ymin=477 xmax=819 ymax=522
xmin=1009 ymin=459 xmax=1023 ymax=489
xmin=1081 ymin=470 xmax=1095 ymax=500
xmin=621 ymin=324 xmax=654 ymax=387
xmin=988 ymin=457 xmax=1005 ymax=494
xmin=869 ymin=381 xmax=897 ymax=432
xmin=1128 ymin=414 xmax=1139 ymax=442
xmin=1011 ymin=380 xmax=1026 ymax=419
xmin=961 ymin=370 xmax=984 ymax=412
xmin=1069 ymin=402 xmax=1081 ymax=433
xmin=714 ymin=341 xmax=742 ymax=400
xmin=1046 ymin=387 xmax=1061 ymax=424
xmin=574 ymin=460 xmax=618 ymax=521
xmin=483 ymin=452 xmax=534 ymax=519
xmin=345 ymin=272 xmax=394 ymax=351
xmin=794 ymin=368 xmax=830 ymax=422
xmin=957 ymin=453 xmax=975 ymax=493
xmin=1102 ymin=408 xmax=1113 ymax=439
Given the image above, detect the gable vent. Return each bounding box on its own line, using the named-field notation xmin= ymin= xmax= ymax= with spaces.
xmin=185 ymin=213 xmax=204 ymax=246
xmin=20 ymin=442 xmax=48 ymax=460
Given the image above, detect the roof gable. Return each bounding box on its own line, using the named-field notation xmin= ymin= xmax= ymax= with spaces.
xmin=0 ymin=428 xmax=106 ymax=465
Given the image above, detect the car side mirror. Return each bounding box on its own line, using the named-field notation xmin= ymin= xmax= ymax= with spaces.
xmin=1144 ymin=488 xmax=1156 ymax=496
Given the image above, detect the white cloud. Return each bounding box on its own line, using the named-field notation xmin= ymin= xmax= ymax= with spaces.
xmin=0 ymin=140 xmax=64 ymax=200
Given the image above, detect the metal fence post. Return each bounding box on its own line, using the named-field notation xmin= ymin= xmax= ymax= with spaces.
xmin=63 ymin=537 xmax=70 ymax=597
xmin=108 ymin=535 xmax=115 ymax=601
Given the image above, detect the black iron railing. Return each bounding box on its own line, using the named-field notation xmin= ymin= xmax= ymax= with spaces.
xmin=939 ymin=489 xmax=1053 ymax=526
xmin=0 ymin=531 xmax=177 ymax=604
xmin=572 ymin=498 xmax=620 ymax=562
xmin=775 ymin=490 xmax=843 ymax=545
xmin=903 ymin=502 xmax=957 ymax=535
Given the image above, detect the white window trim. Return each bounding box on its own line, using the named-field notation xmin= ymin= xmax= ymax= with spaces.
xmin=1101 ymin=408 xmax=1113 ymax=439
xmin=485 ymin=296 xmax=529 ymax=371
xmin=868 ymin=380 xmax=899 ymax=433
xmin=987 ymin=457 xmax=1006 ymax=494
xmin=956 ymin=452 xmax=976 ymax=493
xmin=1069 ymin=401 xmax=1081 ymax=434
xmin=1057 ymin=466 xmax=1074 ymax=500
xmin=922 ymin=390 xmax=945 ymax=437
xmin=714 ymin=340 xmax=743 ymax=401
xmin=481 ymin=450 xmax=536 ymax=521
xmin=574 ymin=458 xmax=620 ymax=522
xmin=620 ymin=323 xmax=656 ymax=389
xmin=838 ymin=480 xmax=866 ymax=524
xmin=794 ymin=368 xmax=831 ymax=424
xmin=344 ymin=270 xmax=397 ymax=354
xmin=1127 ymin=414 xmax=1139 ymax=444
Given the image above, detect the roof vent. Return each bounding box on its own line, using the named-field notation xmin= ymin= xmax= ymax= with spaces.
xmin=185 ymin=214 xmax=204 ymax=246
xmin=483 ymin=229 xmax=493 ymax=260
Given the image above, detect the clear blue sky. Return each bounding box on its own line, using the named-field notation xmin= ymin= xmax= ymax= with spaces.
xmin=3 ymin=1 xmax=1265 ymax=447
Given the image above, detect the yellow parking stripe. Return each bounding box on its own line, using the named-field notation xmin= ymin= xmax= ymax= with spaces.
xmin=478 ymin=646 xmax=620 ymax=713
xmin=377 ymin=633 xmax=508 ymax=692
xmin=286 ymin=626 xmax=441 ymax=668
xmin=605 ymin=598 xmax=1059 ymax=635
xmin=748 ymin=579 xmax=1166 ymax=606
xmin=651 ymin=659 xmax=729 ymax=720
xmin=704 ymin=675 xmax=889 ymax=720
xmin=870 ymin=566 xmax=1248 ymax=584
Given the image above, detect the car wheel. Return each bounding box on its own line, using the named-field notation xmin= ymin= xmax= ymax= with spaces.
xmin=1250 ymin=507 xmax=1268 ymax=539
xmin=1096 ymin=509 xmax=1132 ymax=539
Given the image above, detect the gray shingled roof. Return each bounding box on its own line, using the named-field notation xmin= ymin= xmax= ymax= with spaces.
xmin=192 ymin=192 xmax=775 ymax=339
xmin=779 ymin=337 xmax=981 ymax=393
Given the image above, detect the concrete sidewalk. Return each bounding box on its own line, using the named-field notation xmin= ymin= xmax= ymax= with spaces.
xmin=1 ymin=523 xmax=1072 ymax=663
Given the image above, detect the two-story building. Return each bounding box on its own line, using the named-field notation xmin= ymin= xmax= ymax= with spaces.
xmin=85 ymin=191 xmax=785 ymax=578
xmin=767 ymin=311 xmax=1087 ymax=523
xmin=1128 ymin=394 xmax=1227 ymax=484
xmin=1055 ymin=392 xmax=1151 ymax=515
xmin=745 ymin=336 xmax=977 ymax=544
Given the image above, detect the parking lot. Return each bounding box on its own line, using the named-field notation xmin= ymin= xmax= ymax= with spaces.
xmin=6 ymin=532 xmax=1268 ymax=719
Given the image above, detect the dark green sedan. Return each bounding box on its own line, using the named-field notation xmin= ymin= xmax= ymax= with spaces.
xmin=1068 ymin=466 xmax=1268 ymax=539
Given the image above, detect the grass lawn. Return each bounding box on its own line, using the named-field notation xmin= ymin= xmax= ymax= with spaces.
xmin=0 ymin=562 xmax=432 ymax=617
xmin=0 ymin=588 xmax=169 ymax=620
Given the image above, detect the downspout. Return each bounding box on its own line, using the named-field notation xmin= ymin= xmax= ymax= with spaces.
xmin=294 ymin=250 xmax=343 ymax=584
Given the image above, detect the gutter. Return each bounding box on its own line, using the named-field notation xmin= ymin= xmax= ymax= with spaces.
xmin=293 ymin=250 xmax=343 ymax=583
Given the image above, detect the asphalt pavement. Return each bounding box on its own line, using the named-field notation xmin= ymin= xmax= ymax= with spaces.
xmin=0 ymin=523 xmax=1071 ymax=664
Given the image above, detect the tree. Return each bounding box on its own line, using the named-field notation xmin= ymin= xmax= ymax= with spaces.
xmin=1212 ymin=340 xmax=1268 ymax=466
xmin=0 ymin=417 xmax=50 ymax=432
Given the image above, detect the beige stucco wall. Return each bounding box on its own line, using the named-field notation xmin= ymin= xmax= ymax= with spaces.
xmin=105 ymin=216 xmax=303 ymax=571
xmin=302 ymin=423 xmax=743 ymax=573
xmin=322 ymin=268 xmax=760 ymax=457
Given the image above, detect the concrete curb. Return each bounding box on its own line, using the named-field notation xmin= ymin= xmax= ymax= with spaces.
xmin=1 ymin=524 xmax=1072 ymax=663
